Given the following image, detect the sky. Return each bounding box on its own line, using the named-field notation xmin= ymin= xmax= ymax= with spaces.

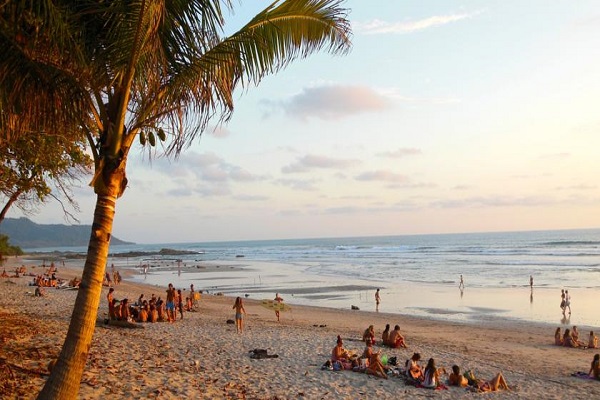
xmin=8 ymin=0 xmax=600 ymax=244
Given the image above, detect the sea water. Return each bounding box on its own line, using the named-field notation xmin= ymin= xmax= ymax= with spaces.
xmin=31 ymin=228 xmax=600 ymax=327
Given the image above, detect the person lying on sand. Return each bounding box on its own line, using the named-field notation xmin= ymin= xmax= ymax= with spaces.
xmin=448 ymin=365 xmax=468 ymax=387
xmin=474 ymin=372 xmax=510 ymax=392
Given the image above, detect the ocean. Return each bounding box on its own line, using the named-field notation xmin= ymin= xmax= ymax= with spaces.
xmin=30 ymin=228 xmax=600 ymax=328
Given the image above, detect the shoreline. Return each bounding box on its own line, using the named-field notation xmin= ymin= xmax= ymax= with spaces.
xmin=2 ymin=257 xmax=600 ymax=399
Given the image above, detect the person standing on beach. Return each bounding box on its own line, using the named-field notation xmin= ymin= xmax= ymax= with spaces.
xmin=560 ymin=289 xmax=565 ymax=312
xmin=166 ymin=283 xmax=176 ymax=322
xmin=274 ymin=293 xmax=284 ymax=322
xmin=459 ymin=275 xmax=465 ymax=290
xmin=375 ymin=289 xmax=381 ymax=312
xmin=107 ymin=288 xmax=115 ymax=320
xmin=232 ymin=297 xmax=246 ymax=333
xmin=530 ymin=275 xmax=533 ymax=288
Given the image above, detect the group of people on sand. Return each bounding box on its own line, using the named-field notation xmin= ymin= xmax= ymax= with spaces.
xmin=555 ymin=326 xmax=598 ymax=349
xmin=328 ymin=335 xmax=510 ymax=392
xmin=362 ymin=324 xmax=407 ymax=348
xmin=103 ymin=264 xmax=122 ymax=287
xmin=107 ymin=282 xmax=197 ymax=324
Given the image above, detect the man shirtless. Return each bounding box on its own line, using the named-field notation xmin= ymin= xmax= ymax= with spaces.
xmin=166 ymin=283 xmax=176 ymax=322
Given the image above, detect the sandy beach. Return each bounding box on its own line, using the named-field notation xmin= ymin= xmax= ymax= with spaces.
xmin=1 ymin=257 xmax=600 ymax=399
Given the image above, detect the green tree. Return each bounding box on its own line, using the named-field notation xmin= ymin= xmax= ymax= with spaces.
xmin=2 ymin=1 xmax=351 ymax=398
xmin=0 ymin=133 xmax=92 ymax=225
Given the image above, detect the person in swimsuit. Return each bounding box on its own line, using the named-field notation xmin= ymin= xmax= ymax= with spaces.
xmin=448 ymin=365 xmax=468 ymax=387
xmin=375 ymin=289 xmax=381 ymax=311
xmin=232 ymin=297 xmax=246 ymax=333
xmin=381 ymin=324 xmax=390 ymax=346
xmin=589 ymin=354 xmax=600 ymax=380
xmin=422 ymin=358 xmax=445 ymax=389
xmin=389 ymin=325 xmax=407 ymax=348
xmin=589 ymin=331 xmax=598 ymax=349
xmin=165 ymin=283 xmax=176 ymax=322
xmin=554 ymin=327 xmax=563 ymax=346
xmin=274 ymin=293 xmax=284 ymax=322
xmin=476 ymin=372 xmax=510 ymax=392
xmin=406 ymin=352 xmax=423 ymax=381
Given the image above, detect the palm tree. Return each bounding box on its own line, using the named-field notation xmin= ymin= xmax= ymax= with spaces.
xmin=1 ymin=1 xmax=351 ymax=398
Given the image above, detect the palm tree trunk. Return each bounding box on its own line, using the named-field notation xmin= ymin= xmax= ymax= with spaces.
xmin=37 ymin=190 xmax=117 ymax=399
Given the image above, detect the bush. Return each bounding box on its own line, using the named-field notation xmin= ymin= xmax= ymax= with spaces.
xmin=0 ymin=234 xmax=24 ymax=262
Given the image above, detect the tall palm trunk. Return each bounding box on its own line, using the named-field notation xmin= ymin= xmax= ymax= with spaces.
xmin=37 ymin=175 xmax=120 ymax=399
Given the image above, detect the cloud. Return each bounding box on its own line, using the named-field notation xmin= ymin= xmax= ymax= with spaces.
xmin=233 ymin=194 xmax=270 ymax=201
xmin=282 ymin=154 xmax=360 ymax=173
xmin=208 ymin=125 xmax=232 ymax=138
xmin=355 ymin=12 xmax=479 ymax=35
xmin=266 ymin=85 xmax=389 ymax=121
xmin=146 ymin=151 xmax=262 ymax=197
xmin=355 ymin=170 xmax=410 ymax=183
xmin=275 ymin=178 xmax=319 ymax=191
xmin=377 ymin=148 xmax=422 ymax=158
xmin=431 ymin=195 xmax=554 ymax=209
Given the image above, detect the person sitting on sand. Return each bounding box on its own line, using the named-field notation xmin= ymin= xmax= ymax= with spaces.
xmin=120 ymin=298 xmax=131 ymax=322
xmin=389 ymin=325 xmax=407 ymax=348
xmin=555 ymin=327 xmax=563 ymax=346
xmin=149 ymin=304 xmax=158 ymax=323
xmin=572 ymin=326 xmax=586 ymax=347
xmin=475 ymin=372 xmax=510 ymax=392
xmin=34 ymin=286 xmax=46 ymax=297
xmin=1 ymin=269 xmax=9 ymax=278
xmin=381 ymin=324 xmax=390 ymax=346
xmin=363 ymin=325 xmax=376 ymax=345
xmin=589 ymin=331 xmax=598 ymax=349
xmin=138 ymin=304 xmax=148 ymax=322
xmin=563 ymin=328 xmax=579 ymax=348
xmin=589 ymin=354 xmax=600 ymax=380
xmin=422 ymin=358 xmax=445 ymax=389
xmin=331 ymin=336 xmax=355 ymax=370
xmin=448 ymin=365 xmax=468 ymax=387
xmin=406 ymin=352 xmax=424 ymax=381
xmin=363 ymin=342 xmax=388 ymax=379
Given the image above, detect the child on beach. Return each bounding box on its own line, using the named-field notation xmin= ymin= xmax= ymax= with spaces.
xmin=232 ymin=297 xmax=246 ymax=334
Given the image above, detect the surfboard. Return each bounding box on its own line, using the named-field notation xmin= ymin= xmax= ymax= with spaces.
xmin=261 ymin=299 xmax=291 ymax=312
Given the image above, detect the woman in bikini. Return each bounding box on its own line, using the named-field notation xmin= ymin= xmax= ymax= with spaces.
xmin=448 ymin=365 xmax=468 ymax=387
xmin=232 ymin=297 xmax=246 ymax=334
xmin=563 ymin=328 xmax=579 ymax=348
xmin=476 ymin=372 xmax=510 ymax=392
xmin=589 ymin=331 xmax=598 ymax=349
xmin=362 ymin=325 xmax=376 ymax=345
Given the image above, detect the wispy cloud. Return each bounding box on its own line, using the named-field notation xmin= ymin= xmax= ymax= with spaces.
xmin=377 ymin=148 xmax=422 ymax=158
xmin=275 ymin=178 xmax=319 ymax=191
xmin=355 ymin=170 xmax=409 ymax=183
xmin=263 ymin=85 xmax=390 ymax=121
xmin=355 ymin=12 xmax=479 ymax=35
xmin=282 ymin=154 xmax=360 ymax=173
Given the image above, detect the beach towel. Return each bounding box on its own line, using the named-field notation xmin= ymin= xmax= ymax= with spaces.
xmin=572 ymin=371 xmax=594 ymax=380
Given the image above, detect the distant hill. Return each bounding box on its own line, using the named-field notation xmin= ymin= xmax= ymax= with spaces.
xmin=0 ymin=217 xmax=134 ymax=249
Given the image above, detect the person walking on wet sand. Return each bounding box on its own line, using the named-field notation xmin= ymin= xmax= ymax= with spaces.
xmin=564 ymin=290 xmax=571 ymax=314
xmin=274 ymin=293 xmax=283 ymax=322
xmin=375 ymin=288 xmax=381 ymax=312
xmin=530 ymin=275 xmax=533 ymax=289
xmin=459 ymin=275 xmax=464 ymax=290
